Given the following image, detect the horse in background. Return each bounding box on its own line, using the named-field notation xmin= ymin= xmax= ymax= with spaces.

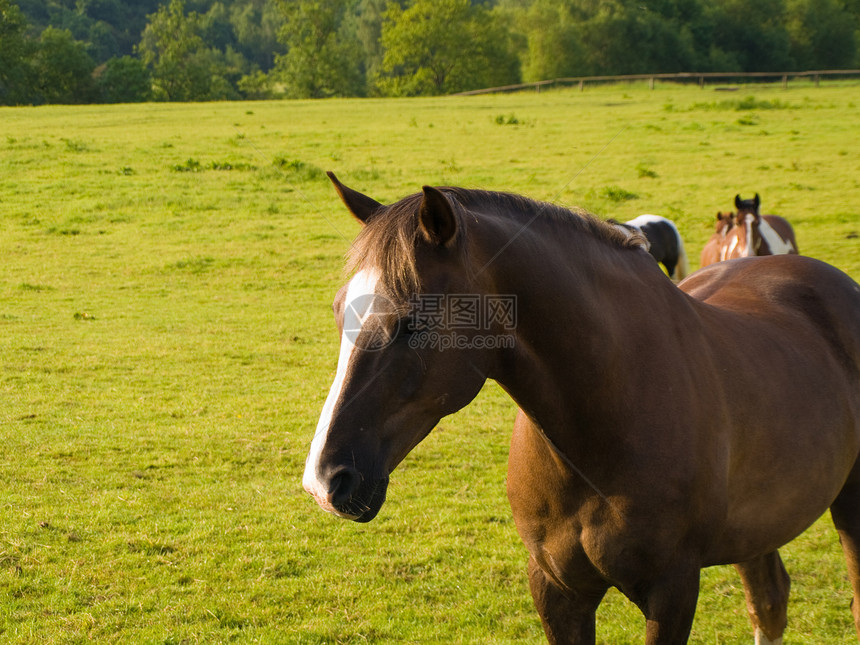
xmin=613 ymin=214 xmax=689 ymax=281
xmin=722 ymin=194 xmax=798 ymax=260
xmin=700 ymin=211 xmax=735 ymax=267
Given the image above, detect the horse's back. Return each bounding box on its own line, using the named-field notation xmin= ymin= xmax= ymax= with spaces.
xmin=762 ymin=214 xmax=794 ymax=235
xmin=761 ymin=214 xmax=799 ymax=254
xmin=681 ymin=255 xmax=860 ymax=377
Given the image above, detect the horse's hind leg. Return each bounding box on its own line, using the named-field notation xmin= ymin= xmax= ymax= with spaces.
xmin=527 ymin=556 xmax=607 ymax=645
xmin=830 ymin=480 xmax=860 ymax=639
xmin=734 ymin=551 xmax=790 ymax=644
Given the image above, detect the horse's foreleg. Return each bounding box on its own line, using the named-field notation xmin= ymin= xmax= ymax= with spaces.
xmin=527 ymin=556 xmax=607 ymax=645
xmin=632 ymin=569 xmax=700 ymax=645
xmin=831 ymin=481 xmax=860 ymax=640
xmin=734 ymin=552 xmax=790 ymax=644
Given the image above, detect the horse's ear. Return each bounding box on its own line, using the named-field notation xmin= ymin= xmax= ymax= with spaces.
xmin=734 ymin=195 xmax=742 ymax=209
xmin=327 ymin=171 xmax=383 ymax=225
xmin=418 ymin=186 xmax=458 ymax=246
xmin=753 ymin=193 xmax=761 ymax=212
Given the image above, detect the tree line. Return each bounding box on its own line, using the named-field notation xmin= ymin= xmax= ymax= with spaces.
xmin=1 ymin=0 xmax=859 ymax=105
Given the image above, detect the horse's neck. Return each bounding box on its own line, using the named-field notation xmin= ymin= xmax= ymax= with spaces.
xmin=483 ymin=218 xmax=688 ymax=435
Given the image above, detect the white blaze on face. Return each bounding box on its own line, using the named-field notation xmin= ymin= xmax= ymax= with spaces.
xmin=302 ymin=268 xmax=381 ymax=510
xmin=742 ymin=214 xmax=756 ymax=257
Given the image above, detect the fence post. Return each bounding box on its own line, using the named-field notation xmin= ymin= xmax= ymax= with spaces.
xmin=782 ymin=75 xmax=788 ymax=89
xmin=579 ymin=80 xmax=584 ymax=92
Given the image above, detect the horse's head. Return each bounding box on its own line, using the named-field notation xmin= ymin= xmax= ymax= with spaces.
xmin=731 ymin=194 xmax=763 ymax=257
xmin=302 ymin=174 xmax=503 ymax=522
xmin=715 ymin=211 xmax=735 ymax=236
xmin=734 ymin=193 xmax=760 ymax=214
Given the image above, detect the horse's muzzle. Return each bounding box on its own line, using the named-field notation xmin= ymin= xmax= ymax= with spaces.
xmin=306 ymin=466 xmax=389 ymax=523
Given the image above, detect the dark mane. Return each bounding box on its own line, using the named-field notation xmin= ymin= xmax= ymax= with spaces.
xmin=346 ymin=188 xmax=645 ymax=302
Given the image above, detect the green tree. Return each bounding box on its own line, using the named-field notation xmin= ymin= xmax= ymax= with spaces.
xmin=273 ymin=0 xmax=365 ymax=98
xmin=705 ymin=0 xmax=794 ymax=71
xmin=35 ymin=26 xmax=98 ymax=104
xmin=574 ymin=1 xmax=699 ymax=74
xmin=378 ymin=0 xmax=520 ymax=95
xmin=230 ymin=0 xmax=285 ymax=70
xmin=786 ymin=0 xmax=856 ymax=69
xmin=0 ymin=0 xmax=39 ymax=104
xmin=504 ymin=0 xmax=860 ymax=76
xmin=199 ymin=2 xmax=234 ymax=51
xmin=356 ymin=0 xmax=394 ymax=89
xmin=237 ymin=68 xmax=275 ymax=99
xmin=138 ymin=0 xmax=229 ymax=101
xmin=508 ymin=0 xmax=583 ymax=81
xmin=507 ymin=0 xmax=714 ymax=79
xmin=96 ymin=55 xmax=152 ymax=102
xmin=85 ymin=18 xmax=120 ymax=62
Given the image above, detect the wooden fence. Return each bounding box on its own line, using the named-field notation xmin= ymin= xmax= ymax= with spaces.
xmin=452 ymin=69 xmax=860 ymax=96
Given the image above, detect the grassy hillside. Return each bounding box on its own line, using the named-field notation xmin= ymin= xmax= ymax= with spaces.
xmin=0 ymin=81 xmax=858 ymax=643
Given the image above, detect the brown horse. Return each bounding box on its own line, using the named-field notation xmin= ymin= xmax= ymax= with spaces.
xmin=304 ymin=174 xmax=860 ymax=645
xmin=699 ymin=211 xmax=734 ymax=267
xmin=722 ymin=194 xmax=799 ymax=260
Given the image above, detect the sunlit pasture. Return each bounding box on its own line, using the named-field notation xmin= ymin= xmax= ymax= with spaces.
xmin=1 ymin=80 xmax=858 ymax=643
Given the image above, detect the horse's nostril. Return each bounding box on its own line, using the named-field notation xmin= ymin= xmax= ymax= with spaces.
xmin=328 ymin=466 xmax=361 ymax=507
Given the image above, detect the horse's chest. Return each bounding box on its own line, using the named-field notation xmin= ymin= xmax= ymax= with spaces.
xmin=512 ymin=482 xmax=688 ymax=593
xmin=507 ymin=423 xmax=630 ymax=585
xmin=507 ymin=416 xmax=692 ymax=588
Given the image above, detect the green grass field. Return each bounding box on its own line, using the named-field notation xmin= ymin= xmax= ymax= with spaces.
xmin=1 ymin=80 xmax=859 ymax=644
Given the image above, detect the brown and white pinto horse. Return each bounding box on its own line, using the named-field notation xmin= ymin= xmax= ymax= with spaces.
xmin=304 ymin=174 xmax=860 ymax=645
xmin=700 ymin=211 xmax=735 ymax=267
xmin=722 ymin=194 xmax=798 ymax=260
